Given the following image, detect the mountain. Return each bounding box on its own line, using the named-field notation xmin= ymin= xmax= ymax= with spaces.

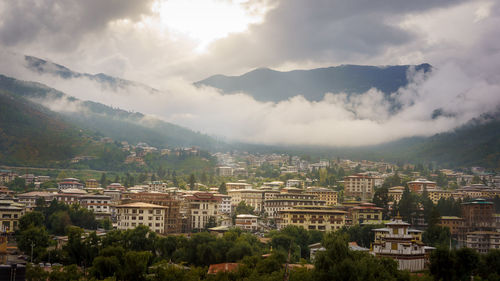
xmin=0 ymin=74 xmax=224 ymax=151
xmin=196 ymin=64 xmax=432 ymax=102
xmin=0 ymin=88 xmax=94 ymax=166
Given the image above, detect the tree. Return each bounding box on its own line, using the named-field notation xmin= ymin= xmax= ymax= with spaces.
xmin=372 ymin=186 xmax=390 ymax=219
xmin=17 ymin=226 xmax=50 ymax=262
xmin=205 ymin=216 xmax=217 ymax=229
xmin=429 ymin=247 xmax=456 ymax=281
xmin=19 ymin=211 xmax=44 ymax=230
xmin=100 ymin=173 xmax=107 ymax=187
xmin=200 ymin=172 xmax=208 ymax=184
xmin=48 ymin=210 xmax=71 ymax=235
xmin=235 ymin=201 xmax=254 ymax=215
xmin=189 ymin=174 xmax=196 ymax=190
xmin=218 ymin=182 xmax=227 ymax=194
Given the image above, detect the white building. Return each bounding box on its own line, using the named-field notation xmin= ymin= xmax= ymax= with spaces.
xmin=214 ymin=194 xmax=232 ymax=214
xmin=235 ymin=214 xmax=259 ymax=232
xmin=371 ymin=217 xmax=430 ymax=272
xmin=116 ymin=202 xmax=166 ymax=234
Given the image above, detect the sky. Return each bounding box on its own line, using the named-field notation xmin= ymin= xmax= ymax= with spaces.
xmin=0 ymin=0 xmax=499 ymax=146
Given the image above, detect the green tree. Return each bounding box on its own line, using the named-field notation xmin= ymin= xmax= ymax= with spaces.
xmin=17 ymin=226 xmax=50 ymax=262
xmin=189 ymin=174 xmax=196 ymax=190
xmin=218 ymin=182 xmax=227 ymax=194
xmin=372 ymin=186 xmax=390 ymax=219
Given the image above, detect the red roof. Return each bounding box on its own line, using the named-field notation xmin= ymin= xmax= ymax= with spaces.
xmin=207 ymin=263 xmax=240 ymax=274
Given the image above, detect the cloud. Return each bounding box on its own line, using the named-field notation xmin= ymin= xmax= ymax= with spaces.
xmin=2 ymin=47 xmax=500 ymax=147
xmin=0 ymin=0 xmax=154 ymax=50
xmin=0 ymin=1 xmax=499 ymax=147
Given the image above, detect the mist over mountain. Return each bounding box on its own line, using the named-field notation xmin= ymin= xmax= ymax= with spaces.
xmin=0 ymin=74 xmax=223 ymax=150
xmin=196 ymin=64 xmax=432 ymax=102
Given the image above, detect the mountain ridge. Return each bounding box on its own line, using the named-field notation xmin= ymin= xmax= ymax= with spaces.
xmin=196 ymin=63 xmax=432 ymax=102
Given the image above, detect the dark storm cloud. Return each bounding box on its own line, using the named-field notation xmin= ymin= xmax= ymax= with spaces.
xmin=0 ymin=0 xmax=154 ymax=51
xmin=205 ymin=0 xmax=467 ymax=70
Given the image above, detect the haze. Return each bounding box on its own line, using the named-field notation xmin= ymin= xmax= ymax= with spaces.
xmin=0 ymin=0 xmax=499 ymax=146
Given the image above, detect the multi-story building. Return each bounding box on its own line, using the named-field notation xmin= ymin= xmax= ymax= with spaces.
xmin=343 ymin=174 xmax=378 ymax=201
xmin=305 ymin=187 xmax=338 ymax=206
xmin=226 ymin=182 xmax=252 ymax=191
xmin=407 ymin=179 xmax=436 ymax=193
xmin=0 ymin=199 xmax=24 ymax=233
xmin=186 ymin=192 xmax=220 ymax=231
xmin=85 ymin=179 xmax=99 ymax=189
xmin=371 ymin=217 xmax=430 ymax=272
xmin=79 ymin=194 xmax=112 ymax=219
xmin=0 ymin=171 xmax=17 ymax=184
xmin=388 ymin=186 xmax=405 ymax=203
xmin=465 ymin=231 xmax=500 ymax=253
xmin=350 ymin=203 xmax=383 ymax=225
xmin=438 ymin=216 xmax=464 ymax=237
xmin=461 ymin=198 xmax=494 ymax=231
xmin=457 ymin=198 xmax=498 ymax=250
xmin=17 ymin=191 xmax=55 ymax=211
xmin=145 ymin=181 xmax=168 ymax=192
xmin=217 ymin=167 xmax=233 ymax=177
xmin=58 ymin=178 xmax=84 ymax=190
xmin=116 ymin=202 xmax=166 ymax=234
xmin=227 ymin=189 xmax=265 ymax=213
xmin=427 ymin=188 xmax=454 ymax=204
xmin=265 ymin=192 xmax=326 ymax=218
xmin=214 ymin=194 xmax=232 ymax=214
xmin=286 ymin=179 xmax=303 ymax=188
xmin=277 ymin=206 xmax=346 ymax=231
xmin=235 ymin=214 xmax=259 ymax=232
xmin=122 ymin=192 xmax=181 ymax=234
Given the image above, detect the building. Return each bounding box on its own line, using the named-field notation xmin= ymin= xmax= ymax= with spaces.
xmin=217 ymin=167 xmax=233 ymax=177
xmin=17 ymin=191 xmax=55 ymax=212
xmin=265 ymin=192 xmax=326 ymax=218
xmin=58 ymin=178 xmax=84 ymax=190
xmin=186 ymin=192 xmax=220 ymax=231
xmin=388 ymin=186 xmax=405 ymax=203
xmin=0 ymin=171 xmax=17 ymax=184
xmin=214 ymin=194 xmax=232 ymax=214
xmin=226 ymin=182 xmax=252 ymax=191
xmin=461 ymin=199 xmax=494 ymax=231
xmin=350 ymin=203 xmax=383 ymax=225
xmin=79 ymin=194 xmax=112 ymax=219
xmin=85 ymin=179 xmax=99 ymax=189
xmin=227 ymin=189 xmax=265 ymax=213
xmin=427 ymin=188 xmax=454 ymax=204
xmin=305 ymin=187 xmax=338 ymax=206
xmin=116 ymin=202 xmax=166 ymax=234
xmin=0 ymin=200 xmax=24 ymax=233
xmin=466 ymin=231 xmax=500 ymax=253
xmin=286 ymin=179 xmax=303 ymax=188
xmin=407 ymin=179 xmax=436 ymax=193
xmin=235 ymin=214 xmax=259 ymax=232
xmin=438 ymin=216 xmax=464 ymax=237
xmin=145 ymin=181 xmax=168 ymax=193
xmin=277 ymin=206 xmax=346 ymax=231
xmin=371 ymin=217 xmax=430 ymax=272
xmin=459 ymin=199 xmax=496 ymax=249
xmin=123 ymin=192 xmax=181 ymax=234
xmin=343 ymin=174 xmax=378 ymax=201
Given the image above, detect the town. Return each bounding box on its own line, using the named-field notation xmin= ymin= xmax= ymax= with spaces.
xmin=1 ymin=148 xmax=499 ymax=280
